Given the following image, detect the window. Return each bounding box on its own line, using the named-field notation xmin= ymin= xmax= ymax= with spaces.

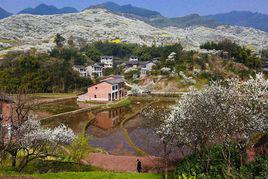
xmin=94 ymin=95 xmax=97 ymax=98
xmin=112 ymin=86 xmax=115 ymax=90
xmin=95 ymin=87 xmax=98 ymax=90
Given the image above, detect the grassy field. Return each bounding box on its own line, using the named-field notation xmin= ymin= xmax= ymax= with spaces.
xmin=33 ymin=93 xmax=78 ymax=99
xmin=36 ymin=172 xmax=162 ymax=179
xmin=0 ymin=171 xmax=162 ymax=179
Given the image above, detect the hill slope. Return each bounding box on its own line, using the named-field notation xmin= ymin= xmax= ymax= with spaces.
xmin=18 ymin=4 xmax=78 ymax=15
xmin=0 ymin=7 xmax=12 ymax=19
xmin=205 ymin=11 xmax=268 ymax=32
xmin=0 ymin=8 xmax=267 ymax=54
xmin=0 ymin=8 xmax=177 ymax=53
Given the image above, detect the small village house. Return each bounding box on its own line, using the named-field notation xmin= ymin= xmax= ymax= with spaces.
xmin=100 ymin=56 xmax=113 ymax=68
xmin=72 ymin=65 xmax=87 ymax=77
xmin=78 ymin=76 xmax=127 ymax=102
xmin=73 ymin=64 xmax=104 ymax=78
xmin=86 ymin=63 xmax=103 ymax=77
xmin=140 ymin=61 xmax=156 ymax=76
xmin=129 ymin=56 xmax=139 ymax=62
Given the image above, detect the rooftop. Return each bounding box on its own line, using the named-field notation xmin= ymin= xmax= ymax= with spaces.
xmin=73 ymin=65 xmax=86 ymax=70
xmin=101 ymin=56 xmax=113 ymax=59
xmin=92 ymin=63 xmax=103 ymax=68
xmin=101 ymin=76 xmax=125 ymax=85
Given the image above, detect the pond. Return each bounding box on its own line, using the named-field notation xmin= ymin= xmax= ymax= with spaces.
xmin=42 ymin=97 xmax=187 ymax=159
xmin=86 ymin=100 xmax=180 ymax=157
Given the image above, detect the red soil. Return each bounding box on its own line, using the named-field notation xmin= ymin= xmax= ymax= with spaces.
xmin=83 ymin=153 xmax=164 ymax=173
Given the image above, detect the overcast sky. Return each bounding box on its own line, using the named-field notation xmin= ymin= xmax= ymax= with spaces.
xmin=1 ymin=0 xmax=268 ymax=17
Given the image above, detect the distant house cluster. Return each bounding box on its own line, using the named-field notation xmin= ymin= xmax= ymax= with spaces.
xmin=72 ymin=56 xmax=115 ymax=78
xmin=74 ymin=55 xmax=159 ymax=102
xmin=124 ymin=57 xmax=159 ymax=76
xmin=72 ymin=55 xmax=159 ymax=79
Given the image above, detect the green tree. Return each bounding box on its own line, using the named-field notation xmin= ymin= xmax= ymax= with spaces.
xmin=68 ymin=135 xmax=93 ymax=163
xmin=54 ymin=33 xmax=66 ymax=48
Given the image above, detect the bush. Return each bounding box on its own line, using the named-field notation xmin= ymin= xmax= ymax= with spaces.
xmin=176 ymin=144 xmax=268 ymax=178
xmin=68 ymin=135 xmax=93 ymax=163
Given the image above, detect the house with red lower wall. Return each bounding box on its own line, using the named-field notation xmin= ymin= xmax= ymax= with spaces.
xmin=78 ymin=76 xmax=127 ymax=102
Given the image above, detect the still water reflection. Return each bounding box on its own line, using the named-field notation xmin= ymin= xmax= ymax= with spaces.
xmin=42 ymin=99 xmax=181 ymax=157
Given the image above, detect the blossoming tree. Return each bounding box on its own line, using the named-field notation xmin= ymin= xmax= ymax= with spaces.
xmin=159 ymin=73 xmax=268 ymax=173
xmin=0 ymin=92 xmax=74 ymax=171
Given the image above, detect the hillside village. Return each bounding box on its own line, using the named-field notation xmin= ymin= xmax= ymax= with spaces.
xmin=0 ymin=2 xmax=268 ymax=179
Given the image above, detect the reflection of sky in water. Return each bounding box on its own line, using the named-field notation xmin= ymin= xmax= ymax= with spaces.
xmin=87 ymin=126 xmax=137 ymax=156
xmin=127 ymin=127 xmax=164 ymax=157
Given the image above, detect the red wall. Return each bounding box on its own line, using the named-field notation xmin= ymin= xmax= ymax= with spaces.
xmin=88 ymin=82 xmax=112 ymax=101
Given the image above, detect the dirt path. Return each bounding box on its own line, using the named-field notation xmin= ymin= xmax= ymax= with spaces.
xmin=83 ymin=153 xmax=164 ymax=173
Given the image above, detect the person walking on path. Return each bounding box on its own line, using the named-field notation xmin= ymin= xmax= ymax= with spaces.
xmin=137 ymin=159 xmax=142 ymax=173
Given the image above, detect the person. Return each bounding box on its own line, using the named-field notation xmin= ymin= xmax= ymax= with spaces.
xmin=137 ymin=159 xmax=142 ymax=173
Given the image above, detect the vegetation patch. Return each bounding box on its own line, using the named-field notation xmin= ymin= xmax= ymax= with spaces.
xmin=36 ymin=171 xmax=162 ymax=179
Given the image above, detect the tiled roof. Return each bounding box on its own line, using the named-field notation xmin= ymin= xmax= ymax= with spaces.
xmin=101 ymin=56 xmax=113 ymax=58
xmin=101 ymin=76 xmax=125 ymax=85
xmin=73 ymin=65 xmax=86 ymax=70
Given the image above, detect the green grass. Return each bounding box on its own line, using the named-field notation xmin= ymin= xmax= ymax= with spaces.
xmin=0 ymin=171 xmax=162 ymax=179
xmin=36 ymin=171 xmax=162 ymax=179
xmin=37 ymin=103 xmax=80 ymax=115
xmin=33 ymin=93 xmax=78 ymax=99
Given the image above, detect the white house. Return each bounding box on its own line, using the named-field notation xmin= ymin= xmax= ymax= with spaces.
xmin=86 ymin=63 xmax=103 ymax=78
xmin=140 ymin=61 xmax=156 ymax=76
xmin=129 ymin=56 xmax=139 ymax=62
xmin=73 ymin=65 xmax=87 ymax=77
xmin=100 ymin=56 xmax=113 ymax=68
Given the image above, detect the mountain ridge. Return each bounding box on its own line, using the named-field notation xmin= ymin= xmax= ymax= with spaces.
xmin=18 ymin=4 xmax=78 ymax=15
xmin=86 ymin=1 xmax=162 ymax=19
xmin=205 ymin=11 xmax=268 ymax=32
xmin=1 ymin=2 xmax=268 ymax=32
xmin=0 ymin=7 xmax=12 ymax=19
xmin=86 ymin=2 xmax=268 ymax=32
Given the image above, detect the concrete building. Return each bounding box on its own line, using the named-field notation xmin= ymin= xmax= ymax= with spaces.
xmin=129 ymin=56 xmax=139 ymax=62
xmin=72 ymin=65 xmax=87 ymax=77
xmin=78 ymin=76 xmax=127 ymax=102
xmin=86 ymin=63 xmax=103 ymax=78
xmin=140 ymin=61 xmax=156 ymax=76
xmin=100 ymin=56 xmax=113 ymax=68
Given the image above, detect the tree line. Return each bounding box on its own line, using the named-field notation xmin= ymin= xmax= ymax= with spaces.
xmin=200 ymin=39 xmax=264 ymax=70
xmin=0 ymin=53 xmax=92 ymax=93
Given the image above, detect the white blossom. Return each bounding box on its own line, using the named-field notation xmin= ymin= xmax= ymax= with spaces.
xmin=18 ymin=119 xmax=74 ymax=148
xmin=179 ymin=71 xmax=196 ymax=85
xmin=159 ymin=73 xmax=268 ymax=147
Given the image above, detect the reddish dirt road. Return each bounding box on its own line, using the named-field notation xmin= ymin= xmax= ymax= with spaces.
xmin=84 ymin=153 xmax=164 ymax=173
